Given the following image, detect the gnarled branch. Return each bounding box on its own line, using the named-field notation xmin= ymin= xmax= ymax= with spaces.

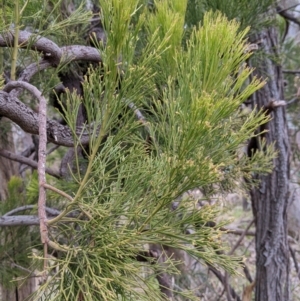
xmin=0 ymin=91 xmax=93 ymax=146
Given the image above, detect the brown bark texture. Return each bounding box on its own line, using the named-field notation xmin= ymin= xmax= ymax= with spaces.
xmin=248 ymin=25 xmax=290 ymax=301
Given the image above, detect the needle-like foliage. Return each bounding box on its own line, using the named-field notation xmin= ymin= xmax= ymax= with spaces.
xmin=0 ymin=0 xmax=276 ymax=300
xmin=31 ymin=2 xmax=276 ymax=300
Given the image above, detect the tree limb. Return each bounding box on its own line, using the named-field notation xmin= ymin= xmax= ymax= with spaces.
xmin=0 ymin=215 xmax=39 ymax=226
xmin=0 ymin=31 xmax=62 ymax=66
xmin=289 ymin=243 xmax=300 ymax=281
xmin=208 ymin=265 xmax=241 ymax=301
xmin=228 ymin=219 xmax=254 ymax=256
xmin=283 ymin=70 xmax=300 ymax=74
xmin=0 ymin=91 xmax=92 ymax=146
xmin=3 ymin=205 xmax=61 ymax=217
xmin=34 ymin=78 xmax=49 ymax=277
xmin=277 ymin=6 xmax=300 ymax=26
xmin=0 ymin=31 xmax=102 ymax=65
xmin=0 ymin=149 xmax=60 ymax=178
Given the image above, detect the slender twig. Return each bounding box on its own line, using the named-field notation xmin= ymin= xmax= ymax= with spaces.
xmin=287 ymin=97 xmax=299 ymax=106
xmin=223 ymin=227 xmax=255 ymax=236
xmin=243 ymin=263 xmax=253 ymax=283
xmin=216 ymin=288 xmax=226 ymax=301
xmin=0 ymin=215 xmax=39 ymax=226
xmin=11 ymin=262 xmax=37 ymax=276
xmin=228 ymin=219 xmax=254 ymax=256
xmin=0 ymin=149 xmax=60 ymax=178
xmin=283 ymin=69 xmax=300 ymax=74
xmin=7 ymin=80 xmax=51 ymax=277
xmin=289 ymin=243 xmax=300 ymax=280
xmin=36 ymin=83 xmax=48 ymax=278
xmin=43 ymin=183 xmax=74 ymax=202
xmin=208 ymin=265 xmax=241 ymax=301
xmin=48 ymin=92 xmax=111 ymax=226
xmin=47 ymin=145 xmax=60 ymax=155
xmin=277 ymin=4 xmax=300 ymax=13
xmin=11 ymin=59 xmax=52 ymax=98
xmin=277 ymin=6 xmax=300 ymax=26
xmin=224 ymin=272 xmax=232 ymax=301
xmin=20 ymin=144 xmax=35 ymax=157
xmin=3 ymin=205 xmax=61 ymax=217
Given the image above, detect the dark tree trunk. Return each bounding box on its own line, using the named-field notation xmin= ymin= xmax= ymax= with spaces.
xmin=248 ymin=24 xmax=290 ymax=301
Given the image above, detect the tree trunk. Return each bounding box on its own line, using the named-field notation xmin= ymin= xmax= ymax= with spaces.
xmin=248 ymin=24 xmax=290 ymax=301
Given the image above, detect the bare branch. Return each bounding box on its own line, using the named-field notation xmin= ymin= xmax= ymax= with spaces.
xmin=277 ymin=4 xmax=300 ymax=13
xmin=208 ymin=265 xmax=241 ymax=301
xmin=0 ymin=149 xmax=60 ymax=178
xmin=0 ymin=31 xmax=103 ymax=67
xmin=4 ymin=80 xmax=43 ymax=95
xmin=10 ymin=262 xmax=38 ymax=278
xmin=3 ymin=205 xmax=61 ymax=217
xmin=43 ymin=183 xmax=74 ymax=202
xmin=0 ymin=212 xmax=77 ymax=226
xmin=223 ymin=228 xmax=255 ymax=236
xmin=228 ymin=219 xmax=254 ymax=255
xmin=0 ymin=31 xmax=62 ymax=65
xmin=11 ymin=59 xmax=53 ymax=98
xmin=289 ymin=244 xmax=300 ymax=281
xmin=0 ymin=215 xmax=39 ymax=226
xmin=277 ymin=6 xmax=300 ymax=26
xmin=0 ymin=91 xmax=92 ymax=146
xmin=287 ymin=97 xmax=300 ymax=106
xmin=283 ymin=70 xmax=300 ymax=74
xmin=61 ymin=45 xmax=102 ymax=63
xmin=35 ymin=76 xmax=49 ymax=277
xmin=47 ymin=145 xmax=60 ymax=155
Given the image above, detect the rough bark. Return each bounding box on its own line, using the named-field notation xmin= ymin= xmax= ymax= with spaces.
xmin=248 ymin=25 xmax=290 ymax=301
xmin=0 ymin=119 xmax=18 ymax=200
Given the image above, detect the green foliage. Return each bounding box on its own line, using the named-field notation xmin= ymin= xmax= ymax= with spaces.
xmin=0 ymin=176 xmax=40 ymax=289
xmin=185 ymin=0 xmax=275 ymax=33
xmin=0 ymin=0 xmax=276 ymax=299
xmin=30 ymin=3 xmax=275 ymax=300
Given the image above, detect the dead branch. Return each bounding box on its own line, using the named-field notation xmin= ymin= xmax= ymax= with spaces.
xmin=46 ymin=145 xmax=60 ymax=155
xmin=289 ymin=243 xmax=300 ymax=281
xmin=61 ymin=45 xmax=101 ymax=63
xmin=224 ymin=228 xmax=255 ymax=236
xmin=0 ymin=215 xmax=39 ymax=226
xmin=3 ymin=205 xmax=61 ymax=217
xmin=0 ymin=149 xmax=60 ymax=178
xmin=11 ymin=59 xmax=52 ymax=98
xmin=228 ymin=219 xmax=255 ymax=255
xmin=0 ymin=31 xmax=62 ymax=65
xmin=34 ymin=79 xmax=49 ymax=277
xmin=208 ymin=265 xmax=241 ymax=301
xmin=243 ymin=263 xmax=253 ymax=283
xmin=0 ymin=91 xmax=92 ymax=146
xmin=283 ymin=70 xmax=300 ymax=74
xmin=277 ymin=6 xmax=300 ymax=27
xmin=0 ymin=30 xmax=101 ymax=67
xmin=136 ymin=247 xmax=174 ymax=300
